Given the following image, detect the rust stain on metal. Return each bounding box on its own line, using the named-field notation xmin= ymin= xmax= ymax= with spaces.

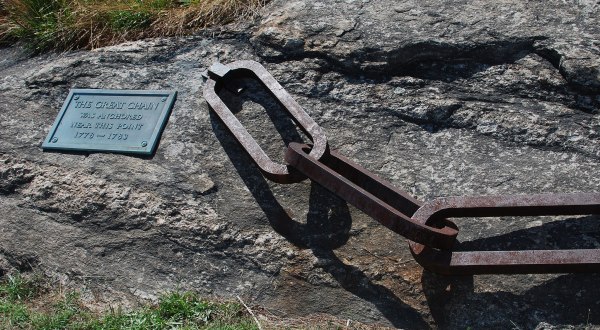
xmin=203 ymin=60 xmax=328 ymax=183
xmin=408 ymin=193 xmax=600 ymax=274
xmin=285 ymin=143 xmax=459 ymax=249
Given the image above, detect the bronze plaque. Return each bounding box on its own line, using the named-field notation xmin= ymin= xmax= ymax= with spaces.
xmin=42 ymin=89 xmax=177 ymax=155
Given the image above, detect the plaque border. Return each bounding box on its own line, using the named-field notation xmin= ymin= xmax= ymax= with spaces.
xmin=42 ymin=89 xmax=177 ymax=155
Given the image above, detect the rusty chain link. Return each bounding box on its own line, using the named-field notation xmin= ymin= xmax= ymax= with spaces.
xmin=408 ymin=194 xmax=600 ymax=274
xmin=203 ymin=60 xmax=600 ymax=275
xmin=203 ymin=60 xmax=327 ymax=183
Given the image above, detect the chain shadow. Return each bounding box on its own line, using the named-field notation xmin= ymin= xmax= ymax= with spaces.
xmin=421 ymin=215 xmax=600 ymax=329
xmin=208 ymin=76 xmax=430 ymax=328
xmin=213 ymin=76 xmax=332 ymax=246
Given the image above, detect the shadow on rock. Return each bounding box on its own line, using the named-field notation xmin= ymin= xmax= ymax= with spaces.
xmin=456 ymin=214 xmax=600 ymax=251
xmin=209 ymin=76 xmax=346 ymax=247
xmin=312 ymin=247 xmax=430 ymax=329
xmin=208 ymin=76 xmax=429 ymax=328
xmin=422 ymin=215 xmax=600 ymax=329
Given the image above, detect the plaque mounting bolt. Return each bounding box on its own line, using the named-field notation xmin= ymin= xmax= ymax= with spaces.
xmin=161 ymin=97 xmax=167 ymax=102
xmin=141 ymin=141 xmax=148 ymax=147
xmin=74 ymin=95 xmax=79 ymax=100
xmin=51 ymin=137 xmax=58 ymax=143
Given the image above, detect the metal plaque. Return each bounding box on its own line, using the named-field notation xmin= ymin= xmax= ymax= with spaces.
xmin=42 ymin=89 xmax=177 ymax=155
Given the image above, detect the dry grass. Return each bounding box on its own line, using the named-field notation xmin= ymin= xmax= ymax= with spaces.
xmin=0 ymin=2 xmax=13 ymax=42
xmin=258 ymin=312 xmax=397 ymax=330
xmin=0 ymin=0 xmax=267 ymax=52
xmin=252 ymin=305 xmax=396 ymax=330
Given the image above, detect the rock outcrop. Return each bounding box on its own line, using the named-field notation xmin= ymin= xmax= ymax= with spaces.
xmin=1 ymin=1 xmax=599 ymax=328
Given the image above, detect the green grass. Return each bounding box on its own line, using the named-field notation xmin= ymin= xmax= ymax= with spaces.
xmin=0 ymin=0 xmax=267 ymax=52
xmin=106 ymin=10 xmax=153 ymax=31
xmin=0 ymin=273 xmax=47 ymax=302
xmin=0 ymin=273 xmax=258 ymax=330
xmin=2 ymin=0 xmax=76 ymax=51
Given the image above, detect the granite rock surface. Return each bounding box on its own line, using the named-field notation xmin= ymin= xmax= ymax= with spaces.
xmin=1 ymin=0 xmax=599 ymax=328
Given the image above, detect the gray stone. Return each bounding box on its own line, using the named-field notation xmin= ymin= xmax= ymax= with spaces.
xmin=0 ymin=0 xmax=599 ymax=328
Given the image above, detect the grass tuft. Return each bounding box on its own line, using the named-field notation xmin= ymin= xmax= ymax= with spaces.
xmin=0 ymin=273 xmax=44 ymax=302
xmin=0 ymin=273 xmax=258 ymax=329
xmin=107 ymin=10 xmax=153 ymax=31
xmin=0 ymin=0 xmax=268 ymax=52
xmin=2 ymin=0 xmax=76 ymax=50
